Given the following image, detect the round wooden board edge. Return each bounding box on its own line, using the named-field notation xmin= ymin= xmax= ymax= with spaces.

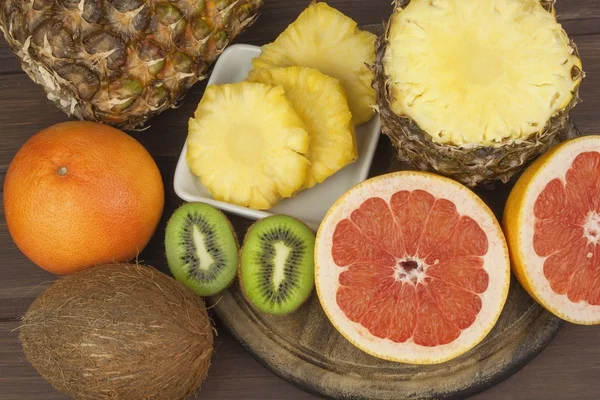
xmin=210 ymin=289 xmax=564 ymax=400
xmin=207 ymin=118 xmax=579 ymax=400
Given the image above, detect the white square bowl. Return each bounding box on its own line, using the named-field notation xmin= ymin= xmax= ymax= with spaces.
xmin=174 ymin=44 xmax=381 ymax=230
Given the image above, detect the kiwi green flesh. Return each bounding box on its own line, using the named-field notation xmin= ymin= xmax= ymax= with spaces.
xmin=165 ymin=203 xmax=238 ymax=297
xmin=240 ymin=215 xmax=315 ymax=315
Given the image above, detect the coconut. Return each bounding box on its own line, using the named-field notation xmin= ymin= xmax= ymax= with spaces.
xmin=19 ymin=263 xmax=213 ymax=400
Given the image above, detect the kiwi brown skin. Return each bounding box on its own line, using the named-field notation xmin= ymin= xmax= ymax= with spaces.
xmin=237 ymin=216 xmax=315 ymax=316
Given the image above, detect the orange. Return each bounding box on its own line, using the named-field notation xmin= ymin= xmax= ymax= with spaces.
xmin=4 ymin=121 xmax=164 ymax=275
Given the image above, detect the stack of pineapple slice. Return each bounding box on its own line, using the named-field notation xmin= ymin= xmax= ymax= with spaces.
xmin=186 ymin=2 xmax=376 ymax=210
xmin=247 ymin=67 xmax=357 ymax=189
xmin=187 ymin=83 xmax=311 ymax=210
xmin=253 ymin=2 xmax=377 ymax=125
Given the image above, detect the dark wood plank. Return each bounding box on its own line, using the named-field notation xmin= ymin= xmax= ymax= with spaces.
xmin=562 ymin=18 xmax=600 ymax=36
xmin=0 ymin=319 xmax=315 ymax=400
xmin=0 ymin=0 xmax=598 ymax=75
xmin=570 ymin=33 xmax=600 ymax=135
xmin=0 ymin=48 xmax=20 ymax=75
xmin=1 ymin=0 xmax=600 ymax=399
xmin=0 ymin=30 xmax=598 ymax=169
xmin=0 ymin=0 xmax=395 ymax=76
xmin=2 ymin=318 xmax=599 ymax=400
xmin=480 ymin=323 xmax=600 ymax=399
xmin=0 ymin=75 xmax=193 ymax=169
xmin=558 ymin=0 xmax=600 ymax=20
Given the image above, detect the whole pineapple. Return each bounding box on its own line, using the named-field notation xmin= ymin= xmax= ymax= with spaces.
xmin=0 ymin=0 xmax=262 ymax=130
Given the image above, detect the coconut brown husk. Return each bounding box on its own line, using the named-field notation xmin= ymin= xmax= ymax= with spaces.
xmin=373 ymin=0 xmax=583 ymax=187
xmin=19 ymin=263 xmax=213 ymax=400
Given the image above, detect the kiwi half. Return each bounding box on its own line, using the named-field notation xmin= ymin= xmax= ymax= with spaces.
xmin=240 ymin=215 xmax=315 ymax=315
xmin=165 ymin=203 xmax=238 ymax=296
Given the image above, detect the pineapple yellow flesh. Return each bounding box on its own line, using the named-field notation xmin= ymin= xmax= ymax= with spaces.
xmin=252 ymin=2 xmax=377 ymax=125
xmin=384 ymin=0 xmax=582 ymax=146
xmin=187 ymin=82 xmax=310 ymax=210
xmin=248 ymin=67 xmax=357 ymax=189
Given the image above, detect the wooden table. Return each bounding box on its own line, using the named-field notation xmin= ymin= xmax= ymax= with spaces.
xmin=1 ymin=1 xmax=599 ymax=399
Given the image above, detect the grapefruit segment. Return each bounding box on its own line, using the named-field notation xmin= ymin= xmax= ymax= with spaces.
xmin=413 ymin=285 xmax=461 ymax=347
xmin=391 ymin=190 xmax=435 ymax=257
xmin=427 ymin=257 xmax=489 ymax=294
xmin=504 ymin=136 xmax=600 ymax=325
xmin=565 ymin=168 xmax=594 ymax=217
xmin=417 ymin=199 xmax=460 ymax=259
xmin=331 ymin=219 xmax=395 ymax=267
xmin=426 ymin=217 xmax=488 ymax=264
xmin=533 ymin=179 xmax=565 ymax=220
xmin=533 ymin=219 xmax=582 ymax=257
xmin=338 ymin=263 xmax=393 ymax=288
xmin=316 ymin=172 xmax=510 ymax=364
xmin=336 ymin=284 xmax=377 ymax=325
xmin=427 ymin=278 xmax=483 ymax=330
xmin=542 ymin=239 xmax=586 ymax=296
xmin=567 ymin=254 xmax=596 ymax=304
xmin=387 ymin=283 xmax=418 ymax=343
xmin=570 ymin=152 xmax=600 ymax=211
xmin=350 ymin=197 xmax=406 ymax=258
xmin=358 ymin=284 xmax=399 ymax=339
xmin=589 ymin=263 xmax=600 ymax=305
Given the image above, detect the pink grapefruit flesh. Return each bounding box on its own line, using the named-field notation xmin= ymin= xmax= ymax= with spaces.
xmin=534 ymin=152 xmax=600 ymax=305
xmin=315 ymin=172 xmax=510 ymax=364
xmin=505 ymin=136 xmax=600 ymax=325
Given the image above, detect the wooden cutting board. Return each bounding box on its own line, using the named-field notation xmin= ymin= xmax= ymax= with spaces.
xmin=208 ymin=102 xmax=579 ymax=400
xmin=211 ymin=280 xmax=560 ymax=399
xmin=208 ymin=117 xmax=581 ymax=400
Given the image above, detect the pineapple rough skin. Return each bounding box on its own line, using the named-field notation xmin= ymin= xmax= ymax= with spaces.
xmin=0 ymin=0 xmax=262 ymax=130
xmin=374 ymin=0 xmax=583 ymax=187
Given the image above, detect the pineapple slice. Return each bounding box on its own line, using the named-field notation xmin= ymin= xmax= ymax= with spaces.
xmin=248 ymin=67 xmax=357 ymax=189
xmin=252 ymin=2 xmax=377 ymax=125
xmin=384 ymin=0 xmax=583 ymax=146
xmin=187 ymin=82 xmax=310 ymax=210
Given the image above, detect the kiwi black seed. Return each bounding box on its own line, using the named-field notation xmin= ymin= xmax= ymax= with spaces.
xmin=165 ymin=202 xmax=238 ymax=296
xmin=239 ymin=215 xmax=315 ymax=315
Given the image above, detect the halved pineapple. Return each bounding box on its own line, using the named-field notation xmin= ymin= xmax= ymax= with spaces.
xmin=187 ymin=82 xmax=310 ymax=210
xmin=375 ymin=0 xmax=583 ymax=186
xmin=252 ymin=2 xmax=376 ymax=125
xmin=383 ymin=0 xmax=582 ymax=146
xmin=248 ymin=67 xmax=357 ymax=189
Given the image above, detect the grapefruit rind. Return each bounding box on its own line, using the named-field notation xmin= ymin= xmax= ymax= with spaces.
xmin=315 ymin=172 xmax=511 ymax=364
xmin=504 ymin=136 xmax=600 ymax=325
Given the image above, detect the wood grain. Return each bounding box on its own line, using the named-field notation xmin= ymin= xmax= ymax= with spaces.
xmin=0 ymin=0 xmax=598 ymax=75
xmin=1 ymin=0 xmax=600 ymax=399
xmin=2 ymin=319 xmax=600 ymax=400
xmin=210 ymin=277 xmax=562 ymax=399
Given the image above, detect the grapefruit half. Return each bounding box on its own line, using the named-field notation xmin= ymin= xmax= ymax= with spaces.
xmin=504 ymin=136 xmax=600 ymax=325
xmin=315 ymin=172 xmax=510 ymax=364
